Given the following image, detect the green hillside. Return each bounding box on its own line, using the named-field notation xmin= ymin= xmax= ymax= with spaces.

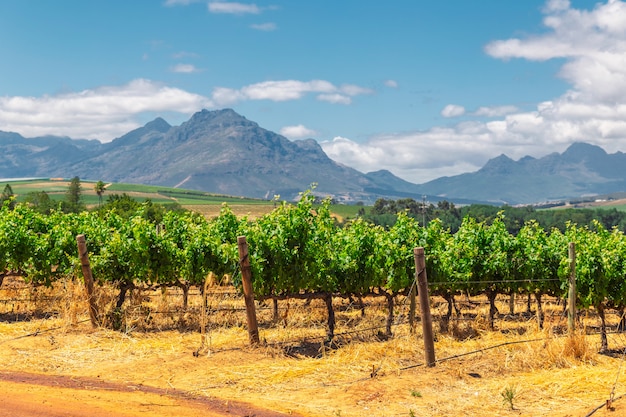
xmin=0 ymin=178 xmax=366 ymax=220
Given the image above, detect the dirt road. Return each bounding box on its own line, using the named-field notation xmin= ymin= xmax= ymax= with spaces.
xmin=0 ymin=371 xmax=296 ymax=417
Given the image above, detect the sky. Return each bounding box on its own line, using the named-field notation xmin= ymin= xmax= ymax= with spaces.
xmin=1 ymin=0 xmax=625 ymax=184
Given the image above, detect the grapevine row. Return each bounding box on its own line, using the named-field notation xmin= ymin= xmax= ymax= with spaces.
xmin=0 ymin=194 xmax=624 ymax=345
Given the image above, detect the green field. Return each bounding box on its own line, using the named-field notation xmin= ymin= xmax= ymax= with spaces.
xmin=0 ymin=178 xmax=366 ymax=219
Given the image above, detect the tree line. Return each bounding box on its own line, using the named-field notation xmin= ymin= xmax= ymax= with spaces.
xmin=0 ymin=177 xmax=183 ymax=220
xmin=366 ymin=197 xmax=626 ymax=233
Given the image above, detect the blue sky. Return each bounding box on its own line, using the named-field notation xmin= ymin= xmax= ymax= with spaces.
xmin=1 ymin=0 xmax=624 ymax=184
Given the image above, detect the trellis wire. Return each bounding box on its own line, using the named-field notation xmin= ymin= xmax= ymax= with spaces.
xmin=428 ymin=278 xmax=561 ymax=286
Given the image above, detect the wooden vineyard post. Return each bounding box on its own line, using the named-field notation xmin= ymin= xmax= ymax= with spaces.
xmin=414 ymin=247 xmax=436 ymax=367
xmin=76 ymin=234 xmax=99 ymax=328
xmin=568 ymin=242 xmax=577 ymax=334
xmin=237 ymin=236 xmax=260 ymax=345
xmin=325 ymin=293 xmax=336 ymax=342
xmin=409 ymin=282 xmax=417 ymax=334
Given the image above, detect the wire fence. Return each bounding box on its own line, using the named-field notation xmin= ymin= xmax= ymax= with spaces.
xmin=4 ymin=274 xmax=626 ymax=366
xmin=2 ymin=277 xmax=625 ymax=330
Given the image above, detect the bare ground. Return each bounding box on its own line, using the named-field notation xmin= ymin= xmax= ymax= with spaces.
xmin=2 ymin=318 xmax=626 ymax=417
xmin=0 ymin=370 xmax=293 ymax=417
xmin=2 ymin=280 xmax=626 ymax=417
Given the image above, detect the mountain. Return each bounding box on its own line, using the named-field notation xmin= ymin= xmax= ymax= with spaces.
xmin=0 ymin=109 xmax=433 ymax=204
xmin=419 ymin=142 xmax=626 ymax=205
xmin=0 ymin=131 xmax=102 ymax=178
xmin=2 ymin=109 xmax=626 ymax=205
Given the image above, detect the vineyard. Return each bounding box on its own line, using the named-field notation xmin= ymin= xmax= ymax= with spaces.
xmin=3 ymin=193 xmax=626 ymax=415
xmin=2 ymin=192 xmax=625 ymax=339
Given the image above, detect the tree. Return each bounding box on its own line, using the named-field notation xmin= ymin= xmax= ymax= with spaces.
xmin=63 ymin=176 xmax=84 ymax=213
xmin=0 ymin=184 xmax=16 ymax=210
xmin=94 ymin=180 xmax=106 ymax=207
xmin=101 ymin=193 xmax=141 ymax=217
xmin=372 ymin=198 xmax=396 ymax=215
xmin=25 ymin=191 xmax=54 ymax=214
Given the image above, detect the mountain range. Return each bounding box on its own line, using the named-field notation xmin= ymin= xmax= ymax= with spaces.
xmin=1 ymin=108 xmax=625 ymax=205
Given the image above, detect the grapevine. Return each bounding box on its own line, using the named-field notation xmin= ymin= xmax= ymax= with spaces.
xmin=1 ymin=195 xmax=626 ymax=350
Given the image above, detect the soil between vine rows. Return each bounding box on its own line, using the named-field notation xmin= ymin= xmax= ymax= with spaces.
xmin=1 ymin=279 xmax=626 ymax=417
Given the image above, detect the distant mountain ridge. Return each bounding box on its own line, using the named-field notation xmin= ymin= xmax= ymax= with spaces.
xmin=418 ymin=142 xmax=626 ymax=204
xmin=0 ymin=109 xmax=433 ymax=204
xmin=1 ymin=108 xmax=626 ymax=205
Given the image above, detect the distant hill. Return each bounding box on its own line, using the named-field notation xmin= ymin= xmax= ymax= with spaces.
xmin=419 ymin=142 xmax=626 ymax=205
xmin=1 ymin=109 xmax=626 ymax=205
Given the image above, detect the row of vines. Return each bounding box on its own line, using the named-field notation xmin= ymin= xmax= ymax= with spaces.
xmin=1 ymin=192 xmax=625 ymax=346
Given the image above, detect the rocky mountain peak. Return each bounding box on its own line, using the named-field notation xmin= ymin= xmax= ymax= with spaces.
xmin=186 ymin=108 xmax=257 ymax=129
xmin=479 ymin=154 xmax=515 ymax=175
xmin=561 ymin=142 xmax=606 ymax=163
xmin=144 ymin=117 xmax=171 ymax=133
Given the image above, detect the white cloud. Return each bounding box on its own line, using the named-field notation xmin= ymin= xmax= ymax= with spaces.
xmin=384 ymin=79 xmax=398 ymax=88
xmin=250 ymin=22 xmax=276 ymax=31
xmin=170 ymin=63 xmax=201 ymax=73
xmin=280 ymin=124 xmax=317 ymax=139
xmin=317 ymin=94 xmax=351 ymax=105
xmin=322 ymin=0 xmax=626 ymax=184
xmin=210 ymin=79 xmax=371 ymax=105
xmin=321 ymin=95 xmax=626 ymax=184
xmin=472 ymin=105 xmax=519 ymax=117
xmin=543 ymin=0 xmax=570 ymax=13
xmin=0 ymin=76 xmax=371 ymax=144
xmin=441 ymin=104 xmax=466 ymax=118
xmin=247 ymin=80 xmax=333 ymax=100
xmin=321 ymin=136 xmax=387 ymax=168
xmin=210 ymin=87 xmax=244 ymax=106
xmin=321 ymin=114 xmax=548 ymax=183
xmin=483 ymin=0 xmax=626 ymax=138
xmin=321 ymin=131 xmax=485 ymax=183
xmin=340 ymin=84 xmax=373 ymax=96
xmin=0 ymin=79 xmax=212 ymax=142
xmin=208 ymin=2 xmax=261 ymax=14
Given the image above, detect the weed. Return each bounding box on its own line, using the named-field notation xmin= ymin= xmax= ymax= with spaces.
xmin=410 ymin=389 xmax=422 ymax=398
xmin=501 ymin=385 xmax=517 ymax=410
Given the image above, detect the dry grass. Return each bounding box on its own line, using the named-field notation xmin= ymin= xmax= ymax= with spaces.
xmin=3 ymin=279 xmax=626 ymax=416
xmin=186 ymin=204 xmax=276 ymax=220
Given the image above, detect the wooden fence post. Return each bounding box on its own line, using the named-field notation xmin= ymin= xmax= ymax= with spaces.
xmin=237 ymin=236 xmax=260 ymax=345
xmin=76 ymin=234 xmax=99 ymax=328
xmin=568 ymin=242 xmax=576 ymax=334
xmin=409 ymin=282 xmax=416 ymax=334
xmin=414 ymin=247 xmax=436 ymax=367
